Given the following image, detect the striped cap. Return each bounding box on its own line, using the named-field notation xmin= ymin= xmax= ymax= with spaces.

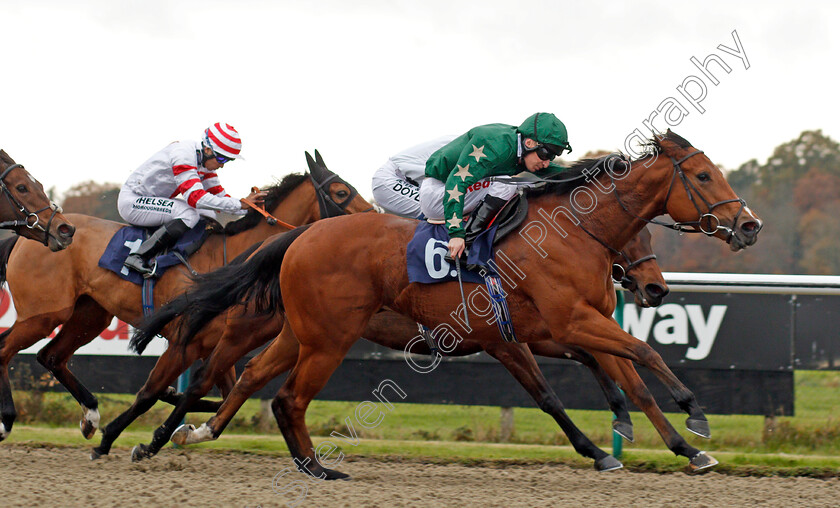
xmin=204 ymin=122 xmax=243 ymax=159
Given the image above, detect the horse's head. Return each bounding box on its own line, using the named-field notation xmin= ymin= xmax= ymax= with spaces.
xmin=653 ymin=130 xmax=762 ymax=251
xmin=0 ymin=150 xmax=75 ymax=251
xmin=612 ymin=227 xmax=669 ymax=307
xmin=305 ymin=150 xmax=374 ymax=217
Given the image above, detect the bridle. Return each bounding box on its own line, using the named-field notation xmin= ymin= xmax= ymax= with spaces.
xmin=557 ymin=149 xmax=748 ymax=286
xmin=611 ymin=150 xmax=748 ymax=243
xmin=0 ymin=163 xmax=63 ymax=246
xmin=310 ymin=171 xmax=375 ymax=218
xmin=611 ymin=252 xmax=658 ymax=289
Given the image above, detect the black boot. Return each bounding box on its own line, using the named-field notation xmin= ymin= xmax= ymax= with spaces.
xmin=465 ymin=195 xmax=509 ymax=244
xmin=123 ymin=219 xmax=190 ymax=277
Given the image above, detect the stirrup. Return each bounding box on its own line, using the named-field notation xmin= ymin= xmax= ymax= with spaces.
xmin=124 ymin=255 xmax=158 ymax=278
xmin=144 ymin=259 xmax=159 ymax=279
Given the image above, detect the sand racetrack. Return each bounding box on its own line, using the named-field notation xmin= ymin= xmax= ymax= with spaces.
xmin=1 ymin=444 xmax=838 ymax=507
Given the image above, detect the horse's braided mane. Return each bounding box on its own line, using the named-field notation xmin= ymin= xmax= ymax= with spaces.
xmin=223 ymin=172 xmax=309 ymax=235
xmin=525 ymin=131 xmax=694 ymax=198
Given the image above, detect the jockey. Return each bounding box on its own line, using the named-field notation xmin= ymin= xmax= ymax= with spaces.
xmin=420 ymin=112 xmax=572 ymax=259
xmin=372 ymin=135 xmax=457 ymax=218
xmin=117 ymin=122 xmax=267 ymax=276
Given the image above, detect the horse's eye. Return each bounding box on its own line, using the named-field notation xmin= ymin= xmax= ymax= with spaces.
xmin=336 ymin=190 xmax=349 ymax=199
xmin=697 ymin=172 xmax=710 ymax=182
xmin=16 ymin=184 xmax=27 ymax=192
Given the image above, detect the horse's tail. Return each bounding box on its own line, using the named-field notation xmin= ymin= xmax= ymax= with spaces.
xmin=0 ymin=236 xmax=19 ymax=288
xmin=130 ymin=225 xmax=310 ymax=355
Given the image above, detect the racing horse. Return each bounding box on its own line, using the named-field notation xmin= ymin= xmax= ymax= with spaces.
xmin=0 ymin=149 xmax=74 ymax=250
xmin=130 ymin=130 xmax=760 ymax=479
xmin=0 ymin=152 xmax=372 ymax=442
xmin=128 ymin=226 xmax=667 ymax=465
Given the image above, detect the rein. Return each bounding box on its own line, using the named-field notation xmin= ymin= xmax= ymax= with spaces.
xmin=0 ymin=163 xmax=62 ymax=246
xmin=240 ymin=186 xmax=296 ymax=229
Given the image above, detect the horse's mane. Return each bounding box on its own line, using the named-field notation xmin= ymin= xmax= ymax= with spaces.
xmin=642 ymin=130 xmax=693 ymax=153
xmin=223 ymin=173 xmax=309 ymax=235
xmin=525 ymin=130 xmax=693 ymax=198
xmin=524 ymin=156 xmax=613 ymax=198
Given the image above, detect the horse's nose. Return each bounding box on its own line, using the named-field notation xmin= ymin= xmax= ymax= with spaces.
xmin=739 ymin=218 xmax=762 ymax=241
xmin=645 ymin=283 xmax=669 ymax=306
xmin=58 ymin=223 xmax=75 ymax=239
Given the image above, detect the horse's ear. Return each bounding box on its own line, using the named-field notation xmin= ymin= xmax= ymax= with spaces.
xmin=314 ymin=149 xmax=327 ymax=170
xmin=305 ymin=151 xmax=320 ymax=177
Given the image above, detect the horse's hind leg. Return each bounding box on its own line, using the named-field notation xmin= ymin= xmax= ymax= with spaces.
xmin=92 ymin=341 xmax=205 ymax=459
xmin=528 ymin=341 xmax=633 ymax=442
xmin=35 ymin=296 xmax=113 ymax=439
xmin=271 ymin=344 xmax=355 ymax=481
xmin=131 ymin=314 xmax=281 ymax=461
xmin=483 ymin=341 xmax=621 ymax=470
xmin=171 ymin=322 xmax=300 ymax=447
xmin=0 ymin=360 xmax=14 ymax=441
xmin=593 ymin=352 xmax=717 ymax=472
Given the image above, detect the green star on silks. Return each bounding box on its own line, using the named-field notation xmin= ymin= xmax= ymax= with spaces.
xmin=447 ymin=213 xmax=462 ymax=229
xmin=454 ymin=164 xmax=472 ymax=181
xmin=469 ymin=144 xmax=487 ymax=162
xmin=447 ymin=187 xmax=464 ymax=202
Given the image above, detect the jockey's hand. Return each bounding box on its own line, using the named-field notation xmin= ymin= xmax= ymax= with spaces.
xmin=448 ymin=237 xmax=466 ymax=260
xmin=240 ymin=190 xmax=268 ymax=209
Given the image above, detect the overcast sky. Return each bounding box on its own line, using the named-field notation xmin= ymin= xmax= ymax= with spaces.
xmin=1 ymin=0 xmax=837 ymax=201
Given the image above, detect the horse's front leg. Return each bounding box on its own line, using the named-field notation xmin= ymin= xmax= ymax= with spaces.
xmin=557 ymin=308 xmax=711 ymax=440
xmin=35 ymin=300 xmax=113 ymax=439
xmin=591 ymin=352 xmax=717 ymax=471
xmin=482 ymin=341 xmax=621 ymax=471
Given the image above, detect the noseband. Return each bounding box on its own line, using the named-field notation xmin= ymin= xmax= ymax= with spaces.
xmin=0 ymin=163 xmax=62 ymax=246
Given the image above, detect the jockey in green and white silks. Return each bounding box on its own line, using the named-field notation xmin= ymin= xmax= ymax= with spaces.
xmin=371 ymin=135 xmax=457 ymax=218
xmin=420 ymin=112 xmax=572 ymax=258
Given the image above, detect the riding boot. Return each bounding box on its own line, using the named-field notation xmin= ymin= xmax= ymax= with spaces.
xmin=123 ymin=219 xmax=190 ymax=277
xmin=464 ymin=195 xmax=509 ymax=244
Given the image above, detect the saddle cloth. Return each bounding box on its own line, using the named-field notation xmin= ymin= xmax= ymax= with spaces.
xmin=406 ymin=221 xmax=497 ymax=284
xmin=98 ymin=221 xmax=209 ymax=285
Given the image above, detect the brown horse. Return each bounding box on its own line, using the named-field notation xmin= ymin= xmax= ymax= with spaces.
xmin=0 ymin=153 xmax=372 ymax=443
xmin=0 ymin=150 xmax=75 ymax=251
xmin=135 ymin=226 xmax=666 ymax=459
xmin=131 ymin=130 xmax=760 ymax=479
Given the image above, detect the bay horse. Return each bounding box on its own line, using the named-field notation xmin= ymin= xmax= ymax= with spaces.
xmin=131 ymin=130 xmax=760 ymax=479
xmin=130 ymin=226 xmax=667 ymax=463
xmin=0 ymin=149 xmax=75 ymax=250
xmin=0 ymin=152 xmax=372 ymax=443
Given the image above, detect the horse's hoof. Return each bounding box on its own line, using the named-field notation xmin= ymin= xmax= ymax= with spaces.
xmin=170 ymin=424 xmax=195 ymax=446
xmin=90 ymin=448 xmax=106 ymax=461
xmin=688 ymin=451 xmax=718 ymax=472
xmin=80 ymin=418 xmax=97 ymax=439
xmin=686 ymin=417 xmax=711 ymax=438
xmin=131 ymin=444 xmax=151 ymax=462
xmin=594 ymin=455 xmax=623 ymax=472
xmin=612 ymin=420 xmax=634 ymax=443
xmin=0 ymin=423 xmax=8 ymax=442
xmin=324 ymin=468 xmax=351 ymax=481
